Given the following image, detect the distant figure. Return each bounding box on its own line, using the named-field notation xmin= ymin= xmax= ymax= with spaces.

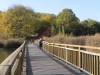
xmin=39 ymin=38 xmax=44 ymax=49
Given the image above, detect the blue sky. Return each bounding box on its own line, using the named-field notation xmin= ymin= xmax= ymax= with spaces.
xmin=0 ymin=0 xmax=100 ymax=21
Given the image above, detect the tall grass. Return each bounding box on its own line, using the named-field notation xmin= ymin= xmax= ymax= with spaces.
xmin=44 ymin=35 xmax=86 ymax=45
xmin=44 ymin=34 xmax=100 ymax=53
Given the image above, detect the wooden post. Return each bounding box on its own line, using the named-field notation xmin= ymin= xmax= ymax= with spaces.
xmin=66 ymin=46 xmax=68 ymax=63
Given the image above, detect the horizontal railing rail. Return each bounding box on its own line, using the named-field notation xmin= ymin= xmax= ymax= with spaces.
xmin=43 ymin=41 xmax=100 ymax=75
xmin=0 ymin=41 xmax=26 ymax=75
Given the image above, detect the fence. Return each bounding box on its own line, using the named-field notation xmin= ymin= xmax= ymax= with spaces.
xmin=43 ymin=41 xmax=100 ymax=75
xmin=0 ymin=41 xmax=26 ymax=75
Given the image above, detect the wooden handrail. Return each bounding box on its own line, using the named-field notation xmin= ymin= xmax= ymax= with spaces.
xmin=0 ymin=41 xmax=26 ymax=75
xmin=43 ymin=41 xmax=100 ymax=75
xmin=43 ymin=41 xmax=100 ymax=50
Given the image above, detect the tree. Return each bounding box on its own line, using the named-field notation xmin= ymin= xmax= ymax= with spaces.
xmin=0 ymin=12 xmax=11 ymax=38
xmin=0 ymin=5 xmax=55 ymax=38
xmin=81 ymin=19 xmax=100 ymax=35
xmin=35 ymin=13 xmax=56 ymax=36
xmin=1 ymin=5 xmax=100 ymax=38
xmin=5 ymin=5 xmax=36 ymax=37
xmin=56 ymin=8 xmax=80 ymax=35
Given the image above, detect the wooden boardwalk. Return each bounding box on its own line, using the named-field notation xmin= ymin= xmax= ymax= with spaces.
xmin=22 ymin=43 xmax=87 ymax=75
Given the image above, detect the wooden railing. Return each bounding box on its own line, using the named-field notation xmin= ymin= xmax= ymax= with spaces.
xmin=43 ymin=41 xmax=100 ymax=75
xmin=0 ymin=41 xmax=26 ymax=75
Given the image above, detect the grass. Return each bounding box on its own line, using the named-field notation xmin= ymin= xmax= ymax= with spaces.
xmin=44 ymin=33 xmax=100 ymax=53
xmin=44 ymin=35 xmax=86 ymax=45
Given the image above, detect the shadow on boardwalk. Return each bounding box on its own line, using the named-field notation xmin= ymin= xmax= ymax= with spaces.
xmin=46 ymin=52 xmax=88 ymax=75
xmin=26 ymin=46 xmax=33 ymax=75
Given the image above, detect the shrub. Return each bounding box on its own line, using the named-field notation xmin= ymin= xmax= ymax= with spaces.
xmin=4 ymin=38 xmax=23 ymax=49
xmin=0 ymin=40 xmax=5 ymax=48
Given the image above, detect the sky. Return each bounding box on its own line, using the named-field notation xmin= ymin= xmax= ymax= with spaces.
xmin=0 ymin=0 xmax=100 ymax=21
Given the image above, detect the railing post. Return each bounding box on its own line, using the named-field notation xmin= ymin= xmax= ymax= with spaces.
xmin=66 ymin=46 xmax=67 ymax=62
xmin=7 ymin=65 xmax=12 ymax=75
xmin=78 ymin=46 xmax=81 ymax=68
xmin=52 ymin=43 xmax=54 ymax=55
xmin=78 ymin=46 xmax=83 ymax=73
